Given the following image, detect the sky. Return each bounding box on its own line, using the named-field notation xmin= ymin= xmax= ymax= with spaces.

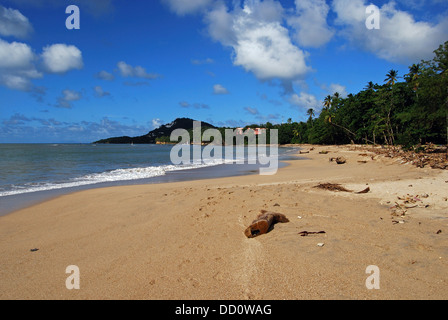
xmin=0 ymin=0 xmax=447 ymax=143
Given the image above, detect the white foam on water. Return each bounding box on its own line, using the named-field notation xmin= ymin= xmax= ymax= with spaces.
xmin=0 ymin=159 xmax=231 ymax=197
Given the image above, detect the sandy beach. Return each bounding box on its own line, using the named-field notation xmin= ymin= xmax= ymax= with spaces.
xmin=0 ymin=145 xmax=447 ymax=300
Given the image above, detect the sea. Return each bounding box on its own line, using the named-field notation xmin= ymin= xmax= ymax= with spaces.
xmin=0 ymin=144 xmax=301 ymax=215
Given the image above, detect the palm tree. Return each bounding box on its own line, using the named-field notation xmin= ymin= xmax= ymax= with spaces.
xmin=364 ymin=81 xmax=375 ymax=91
xmin=323 ymin=95 xmax=332 ymax=110
xmin=307 ymin=108 xmax=315 ymax=127
xmin=385 ymin=69 xmax=398 ymax=86
xmin=383 ymin=70 xmax=399 ymax=145
xmin=307 ymin=108 xmax=315 ymax=119
xmin=406 ymin=64 xmax=421 ymax=95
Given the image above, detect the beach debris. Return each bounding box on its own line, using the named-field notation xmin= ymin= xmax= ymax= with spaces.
xmin=314 ymin=183 xmax=371 ymax=195
xmin=299 ymin=231 xmax=326 ymax=237
xmin=300 ymin=150 xmax=310 ymax=154
xmin=319 ymin=151 xmax=329 ymax=154
xmin=357 ymin=160 xmax=368 ymax=164
xmin=437 ymin=230 xmax=443 ymax=234
xmin=30 ymin=248 xmax=39 ymax=252
xmin=317 ymin=243 xmax=325 ymax=247
xmin=359 ymin=143 xmax=448 ymax=170
xmin=330 ymin=157 xmax=347 ymax=164
xmin=356 ymin=187 xmax=371 ymax=194
xmin=314 ymin=183 xmax=352 ymax=192
xmin=244 ymin=210 xmax=290 ymax=238
xmin=390 ymin=203 xmax=407 ymax=217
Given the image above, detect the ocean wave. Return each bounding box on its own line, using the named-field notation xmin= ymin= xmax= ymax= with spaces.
xmin=0 ymin=159 xmax=230 ymax=197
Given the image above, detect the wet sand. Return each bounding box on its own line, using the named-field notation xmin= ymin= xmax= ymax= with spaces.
xmin=0 ymin=145 xmax=447 ymax=300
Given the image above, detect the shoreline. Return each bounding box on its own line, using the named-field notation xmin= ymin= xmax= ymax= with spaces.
xmin=0 ymin=145 xmax=300 ymax=217
xmin=0 ymin=144 xmax=447 ymax=300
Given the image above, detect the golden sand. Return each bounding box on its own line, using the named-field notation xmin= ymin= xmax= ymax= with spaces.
xmin=0 ymin=145 xmax=447 ymax=300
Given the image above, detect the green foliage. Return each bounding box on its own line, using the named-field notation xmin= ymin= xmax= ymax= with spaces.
xmin=276 ymin=41 xmax=447 ymax=147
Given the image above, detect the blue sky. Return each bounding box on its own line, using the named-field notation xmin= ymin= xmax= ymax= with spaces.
xmin=0 ymin=0 xmax=447 ymax=143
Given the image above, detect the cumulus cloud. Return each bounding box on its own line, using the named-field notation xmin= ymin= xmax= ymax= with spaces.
xmin=162 ymin=0 xmax=213 ymax=16
xmin=56 ymin=89 xmax=82 ymax=109
xmin=289 ymin=91 xmax=320 ymax=111
xmin=0 ymin=38 xmax=34 ymax=69
xmin=213 ymin=84 xmax=229 ymax=95
xmin=287 ymin=0 xmax=334 ymax=48
xmin=0 ymin=5 xmax=33 ymax=38
xmin=117 ymin=61 xmax=160 ymax=79
xmin=205 ymin=0 xmax=311 ymax=83
xmin=333 ymin=0 xmax=448 ymax=63
xmin=41 ymin=44 xmax=83 ymax=74
xmin=0 ymin=38 xmax=42 ymax=91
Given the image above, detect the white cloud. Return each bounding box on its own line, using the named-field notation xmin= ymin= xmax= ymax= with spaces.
xmin=323 ymin=83 xmax=348 ymax=98
xmin=94 ymin=86 xmax=110 ymax=98
xmin=0 ymin=5 xmax=33 ymax=38
xmin=0 ymin=38 xmax=34 ymax=69
xmin=0 ymin=38 xmax=42 ymax=90
xmin=56 ymin=89 xmax=82 ymax=109
xmin=289 ymin=92 xmax=320 ymax=111
xmin=333 ymin=0 xmax=448 ymax=63
xmin=41 ymin=44 xmax=83 ymax=74
xmin=206 ymin=0 xmax=310 ymax=82
xmin=95 ymin=70 xmax=115 ymax=81
xmin=287 ymin=0 xmax=334 ymax=48
xmin=117 ymin=61 xmax=160 ymax=79
xmin=152 ymin=118 xmax=162 ymax=129
xmin=162 ymin=0 xmax=213 ymax=16
xmin=213 ymin=84 xmax=229 ymax=95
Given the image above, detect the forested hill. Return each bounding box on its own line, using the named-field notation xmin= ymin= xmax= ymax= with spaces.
xmin=94 ymin=118 xmax=215 ymax=144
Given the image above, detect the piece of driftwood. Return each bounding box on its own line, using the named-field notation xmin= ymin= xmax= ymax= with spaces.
xmin=356 ymin=187 xmax=371 ymax=194
xmin=244 ymin=210 xmax=290 ymax=238
xmin=298 ymin=231 xmax=326 ymax=237
xmin=314 ymin=183 xmax=371 ymax=194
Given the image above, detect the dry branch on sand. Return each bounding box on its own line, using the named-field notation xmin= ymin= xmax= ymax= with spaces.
xmin=314 ymin=183 xmax=370 ymax=194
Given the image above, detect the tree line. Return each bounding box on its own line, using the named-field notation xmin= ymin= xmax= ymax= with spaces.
xmin=260 ymin=41 xmax=448 ymax=148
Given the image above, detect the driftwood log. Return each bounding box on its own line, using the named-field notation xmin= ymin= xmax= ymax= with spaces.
xmin=244 ymin=210 xmax=290 ymax=238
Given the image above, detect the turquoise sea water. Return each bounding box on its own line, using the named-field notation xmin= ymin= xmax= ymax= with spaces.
xmin=0 ymin=144 xmax=300 ymax=214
